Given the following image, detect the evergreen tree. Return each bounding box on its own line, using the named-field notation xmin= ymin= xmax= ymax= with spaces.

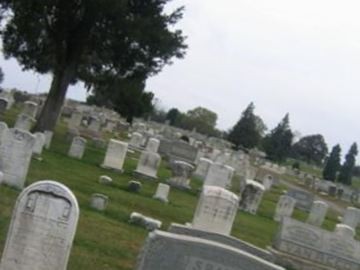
xmin=0 ymin=0 xmax=186 ymax=131
xmin=322 ymin=144 xmax=341 ymax=181
xmin=338 ymin=143 xmax=358 ymax=185
xmin=292 ymin=134 xmax=328 ymax=165
xmin=228 ymin=102 xmax=262 ymax=149
xmin=166 ymin=108 xmax=181 ymax=126
xmin=263 ymin=113 xmax=293 ymax=162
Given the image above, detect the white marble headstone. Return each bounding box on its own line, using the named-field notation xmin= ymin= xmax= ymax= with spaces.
xmin=0 ymin=180 xmax=79 ymax=270
xmin=134 ymin=151 xmax=161 ymax=179
xmin=102 ymin=139 xmax=128 ymax=171
xmin=274 ymin=195 xmax=296 ymax=222
xmin=153 ymin=183 xmax=170 ymax=203
xmin=307 ymin=200 xmax=328 ymax=227
xmin=32 ymin=132 xmax=46 ymax=156
xmin=68 ymin=136 xmax=87 ymax=159
xmin=204 ymin=163 xmax=234 ymax=189
xmin=0 ymin=128 xmax=35 ymax=189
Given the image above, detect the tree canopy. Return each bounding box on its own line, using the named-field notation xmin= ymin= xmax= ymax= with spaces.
xmin=322 ymin=144 xmax=341 ymax=182
xmin=263 ymin=113 xmax=293 ymax=162
xmin=0 ymin=0 xmax=187 ymax=131
xmin=292 ymin=134 xmax=328 ymax=165
xmin=228 ymin=102 xmax=262 ymax=149
xmin=338 ymin=142 xmax=358 ymax=186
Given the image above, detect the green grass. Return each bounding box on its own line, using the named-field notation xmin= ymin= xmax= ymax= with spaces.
xmin=0 ymin=108 xmax=355 ymax=269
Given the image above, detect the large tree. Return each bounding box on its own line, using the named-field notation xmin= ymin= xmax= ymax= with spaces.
xmin=86 ymin=75 xmax=154 ymax=123
xmin=322 ymin=144 xmax=341 ymax=182
xmin=0 ymin=0 xmax=186 ymax=131
xmin=338 ymin=143 xmax=358 ymax=186
xmin=179 ymin=107 xmax=219 ymax=136
xmin=228 ymin=102 xmax=262 ymax=149
xmin=263 ymin=113 xmax=293 ymax=162
xmin=292 ymin=134 xmax=328 ymax=165
xmin=166 ymin=108 xmax=181 ymax=126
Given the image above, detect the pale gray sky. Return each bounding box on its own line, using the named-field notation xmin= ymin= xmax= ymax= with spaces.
xmin=1 ymin=0 xmax=360 ymax=154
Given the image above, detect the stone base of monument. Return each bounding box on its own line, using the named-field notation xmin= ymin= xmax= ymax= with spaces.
xmin=268 ymin=247 xmax=334 ymax=270
xmin=32 ymin=154 xmax=43 ymax=162
xmin=168 ymin=223 xmax=274 ymax=263
xmin=133 ymin=170 xmax=157 ymax=180
xmin=166 ymin=179 xmax=191 ymax=190
xmin=100 ymin=164 xmax=124 ymax=173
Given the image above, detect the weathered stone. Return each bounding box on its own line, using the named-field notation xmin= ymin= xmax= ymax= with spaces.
xmin=136 ymin=230 xmax=284 ymax=270
xmin=128 ymin=180 xmax=142 ymax=193
xmin=129 ymin=212 xmax=161 ymax=231
xmin=102 ymin=139 xmax=128 ymax=172
xmin=342 ymin=207 xmax=360 ymax=229
xmin=153 ymin=183 xmax=170 ymax=203
xmin=68 ymin=111 xmax=82 ymax=129
xmin=193 ymin=186 xmax=239 ymax=235
xmin=274 ymin=195 xmax=296 ymax=222
xmin=0 ymin=129 xmax=35 ymax=189
xmin=286 ymin=189 xmax=314 ymax=212
xmin=14 ymin=113 xmax=35 ymax=131
xmin=32 ymin=132 xmax=46 ymax=156
xmin=68 ymin=136 xmax=86 ymax=159
xmin=204 ymin=163 xmax=234 ymax=189
xmin=239 ymin=180 xmax=265 ymax=215
xmin=44 ymin=130 xmax=53 ymax=149
xmin=167 ymin=160 xmax=194 ymax=190
xmin=334 ymin=223 xmax=355 ymax=239
xmin=134 ymin=151 xmax=161 ymax=179
xmin=0 ymin=122 xmax=8 ymax=143
xmin=307 ymin=201 xmax=328 ymax=227
xmin=168 ymin=141 xmax=198 ymax=164
xmin=0 ymin=180 xmax=79 ymax=270
xmin=0 ymin=98 xmax=8 ymax=114
xmin=129 ymin=132 xmax=143 ymax=149
xmin=22 ymin=101 xmax=38 ymax=118
xmin=90 ymin=193 xmax=108 ymax=211
xmin=193 ymin=158 xmax=213 ymax=180
xmin=99 ymin=175 xmax=112 ymax=185
xmin=146 ymin=138 xmax=160 ymax=153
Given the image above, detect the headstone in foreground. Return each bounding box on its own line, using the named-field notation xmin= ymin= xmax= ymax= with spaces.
xmin=0 ymin=180 xmax=79 ymax=270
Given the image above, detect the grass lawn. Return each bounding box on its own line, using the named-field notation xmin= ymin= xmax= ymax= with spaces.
xmin=0 ymin=108 xmax=354 ymax=269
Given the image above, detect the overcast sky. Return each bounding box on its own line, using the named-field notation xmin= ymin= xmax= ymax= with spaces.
xmin=1 ymin=0 xmax=360 ymax=154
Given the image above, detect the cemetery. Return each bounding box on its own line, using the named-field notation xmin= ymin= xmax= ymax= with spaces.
xmin=0 ymin=102 xmax=358 ymax=270
xmin=0 ymin=2 xmax=359 ymax=270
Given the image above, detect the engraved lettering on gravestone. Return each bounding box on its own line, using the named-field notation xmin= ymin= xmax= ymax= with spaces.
xmin=185 ymin=257 xmax=237 ymax=270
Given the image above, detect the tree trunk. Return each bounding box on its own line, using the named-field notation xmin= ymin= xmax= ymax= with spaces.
xmin=33 ymin=65 xmax=75 ymax=132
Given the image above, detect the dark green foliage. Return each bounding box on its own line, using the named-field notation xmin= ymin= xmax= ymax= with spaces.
xmin=0 ymin=0 xmax=187 ymax=131
xmin=228 ymin=102 xmax=262 ymax=149
xmin=338 ymin=143 xmax=358 ymax=185
xmin=292 ymin=161 xmax=300 ymax=170
xmin=292 ymin=134 xmax=328 ymax=165
xmin=263 ymin=113 xmax=293 ymax=162
xmin=86 ymin=76 xmax=154 ymax=124
xmin=166 ymin=108 xmax=181 ymax=125
xmin=322 ymin=144 xmax=341 ymax=182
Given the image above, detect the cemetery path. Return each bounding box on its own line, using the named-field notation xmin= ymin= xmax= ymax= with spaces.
xmin=279 ymin=179 xmax=345 ymax=214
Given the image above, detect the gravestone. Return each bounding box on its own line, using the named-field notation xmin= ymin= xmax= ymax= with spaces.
xmin=146 ymin=138 xmax=160 ymax=153
xmin=0 ymin=122 xmax=8 ymax=143
xmin=68 ymin=111 xmax=82 ymax=129
xmin=0 ymin=98 xmax=8 ymax=114
xmin=44 ymin=130 xmax=53 ymax=149
xmin=102 ymin=139 xmax=128 ymax=172
xmin=334 ymin=224 xmax=355 ymax=239
xmin=307 ymin=200 xmax=328 ymax=227
xmin=274 ymin=195 xmax=296 ymax=222
xmin=272 ymin=217 xmax=360 ymax=270
xmin=136 ymin=230 xmax=285 ymax=270
xmin=153 ymin=183 xmax=170 ymax=203
xmin=167 ymin=160 xmax=194 ymax=190
xmin=99 ymin=175 xmax=112 ymax=185
xmin=286 ymin=189 xmax=314 ymax=211
xmin=129 ymin=132 xmax=143 ymax=149
xmin=193 ymin=158 xmax=213 ymax=180
xmin=134 ymin=151 xmax=161 ymax=179
xmin=90 ymin=193 xmax=108 ymax=211
xmin=14 ymin=114 xmax=35 ymax=131
xmin=168 ymin=141 xmax=198 ymax=164
xmin=88 ymin=117 xmax=101 ymax=132
xmin=68 ymin=136 xmax=87 ymax=159
xmin=128 ymin=180 xmax=142 ymax=193
xmin=32 ymin=132 xmax=46 ymax=156
xmin=192 ymin=186 xmax=239 ymax=235
xmin=22 ymin=101 xmax=38 ymax=118
xmin=342 ymin=207 xmax=360 ymax=229
xmin=239 ymin=180 xmax=265 ymax=215
xmin=0 ymin=128 xmax=35 ymax=189
xmin=0 ymin=180 xmax=79 ymax=270
xmin=204 ymin=163 xmax=234 ymax=189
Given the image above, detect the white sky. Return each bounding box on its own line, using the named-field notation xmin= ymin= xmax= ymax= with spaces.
xmin=1 ymin=0 xmax=360 ymax=154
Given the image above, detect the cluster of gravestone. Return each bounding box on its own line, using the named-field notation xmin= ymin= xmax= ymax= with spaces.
xmin=2 ymin=96 xmax=360 ymax=270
